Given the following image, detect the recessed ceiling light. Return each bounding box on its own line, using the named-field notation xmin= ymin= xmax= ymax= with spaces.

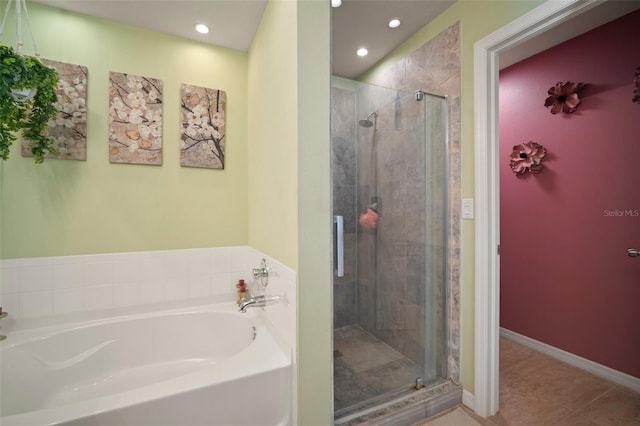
xmin=356 ymin=48 xmax=368 ymax=57
xmin=331 ymin=0 xmax=342 ymax=7
xmin=388 ymin=18 xmax=401 ymax=28
xmin=195 ymin=23 xmax=210 ymax=34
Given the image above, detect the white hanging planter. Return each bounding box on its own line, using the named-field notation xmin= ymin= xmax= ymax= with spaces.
xmin=4 ymin=0 xmax=39 ymax=104
xmin=10 ymin=86 xmax=37 ymax=102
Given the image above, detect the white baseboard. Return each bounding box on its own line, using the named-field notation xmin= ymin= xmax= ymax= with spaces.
xmin=500 ymin=328 xmax=640 ymax=393
xmin=462 ymin=390 xmax=474 ymax=410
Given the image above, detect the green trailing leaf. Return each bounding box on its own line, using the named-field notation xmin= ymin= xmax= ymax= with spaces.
xmin=0 ymin=45 xmax=59 ymax=163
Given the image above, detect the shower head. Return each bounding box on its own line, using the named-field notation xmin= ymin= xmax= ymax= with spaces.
xmin=358 ymin=112 xmax=377 ymax=128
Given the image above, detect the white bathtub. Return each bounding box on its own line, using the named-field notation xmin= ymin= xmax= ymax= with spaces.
xmin=0 ymin=302 xmax=292 ymax=425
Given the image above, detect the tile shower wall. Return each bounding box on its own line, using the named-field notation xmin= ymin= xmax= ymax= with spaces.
xmin=355 ymin=92 xmax=438 ymax=372
xmin=365 ymin=22 xmax=461 ymax=382
xmin=332 ymin=85 xmax=358 ymax=329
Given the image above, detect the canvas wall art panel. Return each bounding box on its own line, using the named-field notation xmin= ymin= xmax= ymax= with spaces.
xmin=180 ymin=84 xmax=226 ymax=169
xmin=21 ymin=59 xmax=88 ymax=160
xmin=109 ymin=72 xmax=163 ymax=165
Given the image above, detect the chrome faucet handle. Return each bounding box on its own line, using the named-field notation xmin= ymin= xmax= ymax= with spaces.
xmin=252 ymin=266 xmax=269 ymax=279
xmin=252 ymin=258 xmax=270 ymax=287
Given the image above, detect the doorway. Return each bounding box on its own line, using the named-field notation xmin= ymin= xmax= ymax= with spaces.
xmin=474 ymin=0 xmax=640 ymax=417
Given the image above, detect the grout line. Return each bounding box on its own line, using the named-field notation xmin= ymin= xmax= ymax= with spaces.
xmin=548 ymin=386 xmax=616 ymax=426
xmin=549 ymin=394 xmax=594 ymax=426
xmin=585 ymin=386 xmax=616 ymax=403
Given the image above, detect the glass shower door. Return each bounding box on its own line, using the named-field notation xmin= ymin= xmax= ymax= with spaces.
xmin=332 ymin=77 xmax=447 ymax=416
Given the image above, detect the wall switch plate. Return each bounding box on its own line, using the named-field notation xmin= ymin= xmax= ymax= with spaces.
xmin=462 ymin=198 xmax=474 ymax=219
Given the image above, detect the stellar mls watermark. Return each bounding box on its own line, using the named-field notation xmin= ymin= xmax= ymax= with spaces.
xmin=603 ymin=209 xmax=639 ymax=217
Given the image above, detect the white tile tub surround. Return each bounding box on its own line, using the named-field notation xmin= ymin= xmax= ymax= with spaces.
xmin=240 ymin=247 xmax=298 ymax=357
xmin=229 ymin=246 xmax=298 ymax=424
xmin=0 ymin=246 xmax=297 ymax=346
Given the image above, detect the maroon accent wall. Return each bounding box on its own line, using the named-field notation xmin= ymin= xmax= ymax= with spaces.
xmin=499 ymin=10 xmax=640 ymax=378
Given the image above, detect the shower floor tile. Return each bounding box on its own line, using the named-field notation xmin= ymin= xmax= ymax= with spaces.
xmin=334 ymin=356 xmax=380 ymax=410
xmin=360 ymin=357 xmax=425 ymax=394
xmin=334 ymin=325 xmax=404 ymax=373
xmin=334 ymin=325 xmax=426 ymax=413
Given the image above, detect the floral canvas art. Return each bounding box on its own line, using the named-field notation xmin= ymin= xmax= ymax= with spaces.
xmin=180 ymin=84 xmax=226 ymax=169
xmin=109 ymin=72 xmax=163 ymax=165
xmin=21 ymin=59 xmax=87 ymax=160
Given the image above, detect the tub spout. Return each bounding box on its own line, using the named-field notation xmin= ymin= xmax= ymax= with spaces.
xmin=239 ymin=295 xmax=282 ymax=313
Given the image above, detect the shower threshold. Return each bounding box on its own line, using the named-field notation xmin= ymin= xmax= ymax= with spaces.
xmin=334 ymin=379 xmax=462 ymax=426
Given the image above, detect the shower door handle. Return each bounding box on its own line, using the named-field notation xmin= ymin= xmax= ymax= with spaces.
xmin=334 ymin=215 xmax=344 ymax=277
xmin=628 ymin=248 xmax=640 ymax=258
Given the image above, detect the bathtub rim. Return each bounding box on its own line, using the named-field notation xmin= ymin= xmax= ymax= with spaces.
xmin=0 ymin=294 xmax=238 ymax=336
xmin=1 ymin=297 xmax=251 ymax=346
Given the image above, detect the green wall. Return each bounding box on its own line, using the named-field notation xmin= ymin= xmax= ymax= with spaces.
xmin=0 ymin=3 xmax=249 ymax=259
xmin=296 ymin=2 xmax=332 ymax=424
xmin=361 ymin=0 xmax=544 ymax=394
xmin=248 ymin=1 xmax=332 ymax=423
xmin=247 ymin=0 xmax=299 ymax=269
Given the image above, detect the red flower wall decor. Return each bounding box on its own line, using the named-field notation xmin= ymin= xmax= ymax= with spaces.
xmin=544 ymin=81 xmax=584 ymax=114
xmin=633 ymin=67 xmax=640 ymax=104
xmin=509 ymin=141 xmax=547 ymax=176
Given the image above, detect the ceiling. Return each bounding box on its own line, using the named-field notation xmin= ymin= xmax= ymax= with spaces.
xmin=32 ymin=0 xmax=269 ymax=52
xmin=330 ymin=0 xmax=455 ymax=78
xmin=30 ymin=0 xmax=640 ymax=79
xmin=32 ymin=0 xmax=454 ymax=79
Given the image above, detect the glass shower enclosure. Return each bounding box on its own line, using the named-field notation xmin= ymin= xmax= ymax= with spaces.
xmin=331 ymin=76 xmax=448 ymax=418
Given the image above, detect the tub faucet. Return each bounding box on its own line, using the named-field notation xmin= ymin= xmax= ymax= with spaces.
xmin=239 ymin=294 xmax=282 ymax=313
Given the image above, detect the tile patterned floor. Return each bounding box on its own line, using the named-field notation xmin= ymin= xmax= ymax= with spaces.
xmin=334 ymin=325 xmax=425 ymax=413
xmin=416 ymin=337 xmax=640 ymax=425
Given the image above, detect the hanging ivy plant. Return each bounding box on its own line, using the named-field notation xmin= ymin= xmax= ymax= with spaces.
xmin=0 ymin=45 xmax=59 ymax=163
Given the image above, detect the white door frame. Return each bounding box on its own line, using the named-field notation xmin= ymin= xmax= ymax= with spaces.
xmin=472 ymin=0 xmax=605 ymax=417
